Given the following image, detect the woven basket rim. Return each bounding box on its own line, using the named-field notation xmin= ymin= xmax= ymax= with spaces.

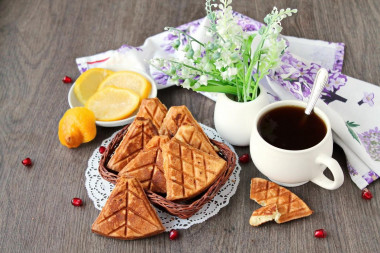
xmin=98 ymin=123 xmax=237 ymax=219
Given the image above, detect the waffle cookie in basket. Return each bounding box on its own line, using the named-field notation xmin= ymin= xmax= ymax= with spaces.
xmin=174 ymin=125 xmax=218 ymax=156
xmin=92 ymin=177 xmax=165 ymax=240
xmin=107 ymin=117 xmax=158 ymax=172
xmin=118 ymin=136 xmax=169 ymax=194
xmin=136 ymin=98 xmax=168 ymax=130
xmin=98 ymin=97 xmax=237 ymax=219
xmin=159 ymin=105 xmax=208 ymax=140
xmin=162 ymin=138 xmax=227 ymax=201
xmin=249 ymin=178 xmax=313 ymax=225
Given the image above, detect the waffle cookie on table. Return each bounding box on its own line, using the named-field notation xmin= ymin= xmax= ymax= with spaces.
xmin=162 ymin=138 xmax=227 ymax=201
xmin=249 ymin=203 xmax=279 ymax=227
xmin=249 ymin=178 xmax=313 ymax=225
xmin=107 ymin=117 xmax=158 ymax=172
xmin=118 ymin=136 xmax=169 ymax=194
xmin=91 ymin=177 xmax=165 ymax=240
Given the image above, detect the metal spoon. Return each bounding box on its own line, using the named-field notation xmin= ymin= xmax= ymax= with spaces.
xmin=304 ymin=68 xmax=329 ymax=115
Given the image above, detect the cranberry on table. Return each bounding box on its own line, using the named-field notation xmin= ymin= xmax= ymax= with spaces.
xmin=169 ymin=229 xmax=179 ymax=240
xmin=62 ymin=76 xmax=73 ymax=83
xmin=362 ymin=188 xmax=373 ymax=200
xmin=22 ymin=157 xmax=32 ymax=167
xmin=71 ymin=198 xmax=83 ymax=207
xmin=314 ymin=229 xmax=327 ymax=238
xmin=99 ymin=146 xmax=106 ymax=154
xmin=238 ymin=154 xmax=250 ymax=163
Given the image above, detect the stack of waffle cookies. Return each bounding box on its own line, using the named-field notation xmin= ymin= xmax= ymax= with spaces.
xmin=92 ymin=98 xmax=228 ymax=240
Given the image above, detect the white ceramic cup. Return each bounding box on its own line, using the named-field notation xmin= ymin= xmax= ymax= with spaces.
xmin=250 ymin=100 xmax=344 ymax=190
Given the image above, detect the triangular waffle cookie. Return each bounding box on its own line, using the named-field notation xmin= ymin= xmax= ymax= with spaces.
xmin=249 ymin=203 xmax=280 ymax=227
xmin=250 ymin=178 xmax=313 ymax=223
xmin=174 ymin=125 xmax=218 ymax=157
xmin=91 ymin=177 xmax=165 ymax=240
xmin=136 ymin=98 xmax=168 ymax=130
xmin=107 ymin=118 xmax=158 ymax=172
xmin=118 ymin=136 xmax=170 ymax=194
xmin=162 ymin=138 xmax=227 ymax=201
xmin=159 ymin=105 xmax=207 ymax=140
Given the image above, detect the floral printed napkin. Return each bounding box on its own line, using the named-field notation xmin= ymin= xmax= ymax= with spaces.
xmin=76 ymin=13 xmax=380 ymax=189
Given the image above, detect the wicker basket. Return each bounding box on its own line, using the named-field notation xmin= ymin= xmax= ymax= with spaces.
xmin=98 ymin=124 xmax=237 ymax=219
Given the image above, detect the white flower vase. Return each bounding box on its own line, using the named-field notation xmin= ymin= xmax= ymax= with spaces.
xmin=214 ymin=85 xmax=269 ymax=146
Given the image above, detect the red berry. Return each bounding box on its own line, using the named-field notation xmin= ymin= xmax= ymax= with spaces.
xmin=99 ymin=146 xmax=106 ymax=154
xmin=239 ymin=154 xmax=250 ymax=163
xmin=314 ymin=229 xmax=327 ymax=238
xmin=362 ymin=188 xmax=373 ymax=200
xmin=62 ymin=76 xmax=73 ymax=83
xmin=22 ymin=157 xmax=32 ymax=167
xmin=71 ymin=198 xmax=83 ymax=207
xmin=169 ymin=229 xmax=179 ymax=240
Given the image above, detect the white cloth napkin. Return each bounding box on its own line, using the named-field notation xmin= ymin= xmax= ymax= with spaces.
xmin=76 ymin=13 xmax=380 ymax=189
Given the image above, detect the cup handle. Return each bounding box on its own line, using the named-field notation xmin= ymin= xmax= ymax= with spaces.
xmin=311 ymin=154 xmax=344 ymax=190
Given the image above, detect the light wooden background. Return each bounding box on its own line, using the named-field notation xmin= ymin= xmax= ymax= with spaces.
xmin=1 ymin=0 xmax=379 ymax=252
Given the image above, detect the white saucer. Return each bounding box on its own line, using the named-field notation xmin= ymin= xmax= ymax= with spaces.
xmin=67 ymin=69 xmax=157 ymax=127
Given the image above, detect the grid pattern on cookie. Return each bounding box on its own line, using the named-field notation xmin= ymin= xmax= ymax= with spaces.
xmin=108 ymin=119 xmax=157 ymax=171
xmin=251 ymin=179 xmax=312 ymax=221
xmin=159 ymin=107 xmax=199 ymax=137
xmin=136 ymin=99 xmax=167 ymax=130
xmin=145 ymin=135 xmax=169 ymax=150
xmin=251 ymin=203 xmax=278 ymax=217
xmin=164 ymin=114 xmax=192 ymax=135
xmin=175 ymin=125 xmax=217 ymax=156
xmin=165 ymin=140 xmax=225 ymax=199
xmin=119 ymin=136 xmax=169 ymax=193
xmin=93 ymin=178 xmax=162 ymax=238
xmin=122 ymin=149 xmax=160 ymax=191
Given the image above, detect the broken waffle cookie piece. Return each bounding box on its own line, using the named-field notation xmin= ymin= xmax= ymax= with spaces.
xmin=250 ymin=178 xmax=313 ymax=224
xmin=107 ymin=118 xmax=158 ymax=172
xmin=118 ymin=136 xmax=170 ymax=194
xmin=91 ymin=177 xmax=165 ymax=240
xmin=136 ymin=98 xmax=168 ymax=130
xmin=162 ymin=138 xmax=227 ymax=201
xmin=249 ymin=204 xmax=280 ymax=227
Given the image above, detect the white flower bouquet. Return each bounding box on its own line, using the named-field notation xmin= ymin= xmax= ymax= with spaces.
xmin=150 ymin=0 xmax=297 ymax=102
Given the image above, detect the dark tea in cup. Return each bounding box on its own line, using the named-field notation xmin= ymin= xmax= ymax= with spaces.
xmin=251 ymin=100 xmax=344 ymax=189
xmin=257 ymin=105 xmax=327 ymax=150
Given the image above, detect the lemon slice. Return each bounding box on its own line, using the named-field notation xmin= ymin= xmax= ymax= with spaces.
xmin=85 ymin=86 xmax=140 ymax=121
xmin=74 ymin=68 xmax=114 ymax=105
xmin=98 ymin=71 xmax=151 ymax=99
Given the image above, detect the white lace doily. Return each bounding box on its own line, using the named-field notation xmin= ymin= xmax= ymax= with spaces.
xmin=85 ymin=124 xmax=241 ymax=231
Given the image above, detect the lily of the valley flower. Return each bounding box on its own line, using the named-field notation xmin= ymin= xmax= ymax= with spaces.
xmin=150 ymin=0 xmax=297 ymax=102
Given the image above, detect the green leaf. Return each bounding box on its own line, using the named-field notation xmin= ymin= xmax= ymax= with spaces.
xmin=348 ymin=127 xmax=361 ymax=143
xmin=346 ymin=121 xmax=360 ymax=128
xmin=244 ymin=34 xmax=256 ymax=54
xmin=194 ymin=84 xmax=237 ymax=95
xmin=345 ymin=121 xmax=361 ymax=143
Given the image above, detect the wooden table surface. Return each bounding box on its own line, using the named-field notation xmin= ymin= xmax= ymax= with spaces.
xmin=1 ymin=0 xmax=379 ymax=252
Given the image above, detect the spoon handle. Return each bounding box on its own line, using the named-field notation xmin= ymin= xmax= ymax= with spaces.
xmin=305 ymin=68 xmax=329 ymax=115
